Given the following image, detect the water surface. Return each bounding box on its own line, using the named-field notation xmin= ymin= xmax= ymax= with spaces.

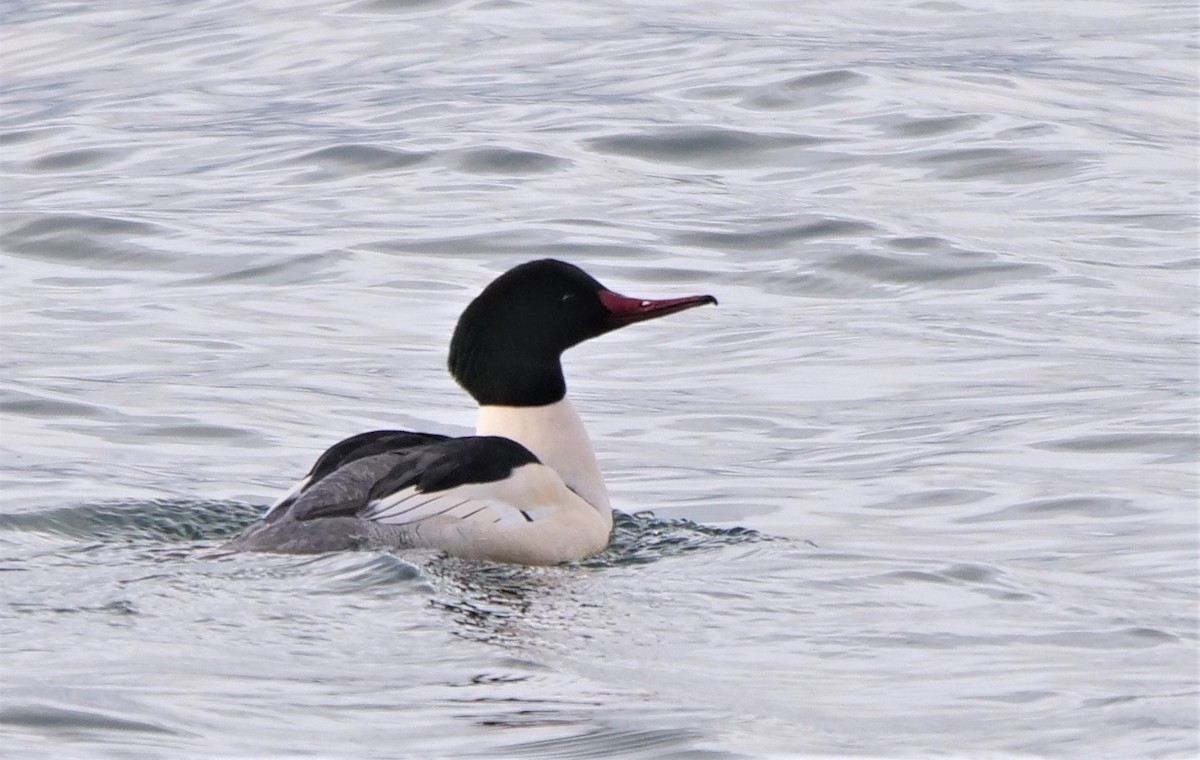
xmin=2 ymin=0 xmax=1197 ymax=757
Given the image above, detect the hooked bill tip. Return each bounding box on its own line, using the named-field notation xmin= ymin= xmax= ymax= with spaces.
xmin=599 ymin=290 xmax=718 ymax=328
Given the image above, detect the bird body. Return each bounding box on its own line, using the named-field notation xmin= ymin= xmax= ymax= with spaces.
xmin=226 ymin=260 xmax=715 ymax=564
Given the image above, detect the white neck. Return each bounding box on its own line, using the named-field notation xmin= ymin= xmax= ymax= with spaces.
xmin=475 ymin=398 xmax=611 ymax=514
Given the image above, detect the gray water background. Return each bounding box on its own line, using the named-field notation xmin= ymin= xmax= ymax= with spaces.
xmin=1 ymin=0 xmax=1197 ymax=757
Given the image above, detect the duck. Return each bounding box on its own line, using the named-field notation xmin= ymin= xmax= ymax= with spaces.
xmin=225 ymin=259 xmax=717 ymax=565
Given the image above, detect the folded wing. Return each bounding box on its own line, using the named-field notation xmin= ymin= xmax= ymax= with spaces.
xmin=263 ymin=432 xmax=548 ymax=528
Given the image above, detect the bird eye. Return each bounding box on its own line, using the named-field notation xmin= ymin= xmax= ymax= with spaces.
xmin=561 ymin=293 xmax=576 ymax=304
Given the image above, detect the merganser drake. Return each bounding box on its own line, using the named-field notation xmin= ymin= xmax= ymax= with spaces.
xmin=226 ymin=259 xmax=717 ymax=565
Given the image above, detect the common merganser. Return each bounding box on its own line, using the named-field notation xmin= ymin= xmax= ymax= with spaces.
xmin=226 ymin=259 xmax=717 ymax=565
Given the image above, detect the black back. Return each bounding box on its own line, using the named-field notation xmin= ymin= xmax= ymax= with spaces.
xmin=285 ymin=435 xmax=540 ymax=522
xmin=262 ymin=429 xmax=448 ymax=523
xmin=303 ymin=429 xmax=448 ymax=484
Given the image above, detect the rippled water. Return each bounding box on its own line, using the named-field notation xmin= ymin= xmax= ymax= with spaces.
xmin=2 ymin=0 xmax=1197 ymax=757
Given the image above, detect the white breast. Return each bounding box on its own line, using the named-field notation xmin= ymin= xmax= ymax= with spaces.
xmin=474 ymin=398 xmax=611 ymax=514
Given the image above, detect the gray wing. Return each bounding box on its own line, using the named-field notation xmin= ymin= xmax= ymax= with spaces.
xmin=264 ymin=435 xmax=542 ymax=525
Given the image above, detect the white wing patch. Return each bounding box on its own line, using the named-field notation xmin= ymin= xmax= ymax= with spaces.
xmin=363 ymin=490 xmax=527 ymax=525
xmin=360 ymin=463 xmax=568 ymax=527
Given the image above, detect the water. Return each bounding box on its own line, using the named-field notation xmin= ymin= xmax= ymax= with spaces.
xmin=1 ymin=0 xmax=1197 ymax=757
